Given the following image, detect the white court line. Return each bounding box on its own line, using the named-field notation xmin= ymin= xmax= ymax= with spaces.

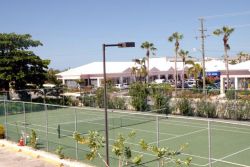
xmin=7 ymin=122 xmax=70 ymax=138
xmin=210 ymin=159 xmax=250 ymax=167
xmin=161 ymin=119 xmax=207 ymax=127
xmin=162 ymin=118 xmax=250 ymax=132
xmin=16 ymin=119 xmax=178 ymax=138
xmin=160 ymin=120 xmax=250 ymax=135
xmin=160 ymin=120 xmax=206 ymax=129
xmin=120 ymin=126 xmax=178 ymax=137
xmin=149 ymin=128 xmax=207 ymax=144
xmin=211 ymin=127 xmax=250 ymax=135
xmin=108 ymin=138 xmax=210 ymax=167
xmin=52 ymin=117 xmax=106 ymax=126
xmin=206 ymin=146 xmax=250 ymax=166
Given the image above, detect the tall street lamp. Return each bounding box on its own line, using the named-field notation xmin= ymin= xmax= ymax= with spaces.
xmin=102 ymin=42 xmax=135 ymax=166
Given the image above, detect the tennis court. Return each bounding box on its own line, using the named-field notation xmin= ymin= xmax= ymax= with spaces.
xmin=0 ymin=100 xmax=250 ymax=167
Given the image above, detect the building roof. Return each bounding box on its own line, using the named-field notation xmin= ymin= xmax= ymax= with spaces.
xmin=230 ymin=60 xmax=250 ymax=70
xmin=57 ymin=61 xmax=134 ymax=78
xmin=205 ymin=59 xmax=226 ymax=71
xmin=57 ymin=57 xmax=233 ymax=80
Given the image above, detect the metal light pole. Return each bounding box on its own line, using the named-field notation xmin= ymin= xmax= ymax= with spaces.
xmin=102 ymin=42 xmax=135 ymax=166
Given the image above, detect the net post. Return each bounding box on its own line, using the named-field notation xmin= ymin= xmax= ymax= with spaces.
xmin=23 ymin=101 xmax=26 ymax=144
xmin=208 ymin=119 xmax=212 ymax=167
xmin=4 ymin=98 xmax=8 ymax=139
xmin=74 ymin=108 xmax=78 ymax=160
xmin=156 ymin=116 xmax=160 ymax=167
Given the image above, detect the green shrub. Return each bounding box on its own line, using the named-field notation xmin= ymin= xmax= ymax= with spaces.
xmin=225 ymin=89 xmax=236 ymax=100
xmin=81 ymin=95 xmax=96 ymax=107
xmin=223 ymin=101 xmax=245 ymax=120
xmin=177 ymin=98 xmax=194 ymax=116
xmin=129 ymin=82 xmax=149 ymax=111
xmin=96 ymin=87 xmax=105 ymax=108
xmin=232 ymin=101 xmax=250 ymax=121
xmin=0 ymin=124 xmax=5 ymax=139
xmin=150 ymin=84 xmax=172 ymax=115
xmin=196 ymin=100 xmax=217 ymax=118
xmin=239 ymin=90 xmax=250 ymax=96
xmin=152 ymin=95 xmax=171 ymax=115
xmin=29 ymin=129 xmax=37 ymax=149
xmin=32 ymin=96 xmax=73 ymax=106
xmin=55 ymin=146 xmax=65 ymax=159
xmin=207 ymin=89 xmax=220 ymax=96
xmin=108 ymin=96 xmax=126 ymax=110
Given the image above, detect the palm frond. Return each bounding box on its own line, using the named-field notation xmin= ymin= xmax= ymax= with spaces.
xmin=213 ymin=29 xmax=222 ymax=36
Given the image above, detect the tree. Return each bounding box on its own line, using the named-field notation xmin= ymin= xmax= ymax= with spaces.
xmin=168 ymin=32 xmax=183 ymax=94
xmin=47 ymin=68 xmax=62 ymax=86
xmin=178 ymin=50 xmax=190 ymax=90
xmin=140 ymin=42 xmax=157 ymax=83
xmin=150 ymin=83 xmax=172 ymax=114
xmin=131 ymin=58 xmax=148 ymax=83
xmin=237 ymin=51 xmax=250 ymax=63
xmin=129 ymin=82 xmax=149 ymax=111
xmin=188 ymin=62 xmax=203 ymax=87
xmin=229 ymin=59 xmax=237 ymax=65
xmin=0 ymin=33 xmax=50 ymax=92
xmin=213 ymin=26 xmax=234 ymax=89
xmin=74 ymin=130 xmax=192 ymax=167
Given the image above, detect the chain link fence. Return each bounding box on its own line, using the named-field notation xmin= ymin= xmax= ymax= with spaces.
xmin=0 ymin=99 xmax=249 ymax=166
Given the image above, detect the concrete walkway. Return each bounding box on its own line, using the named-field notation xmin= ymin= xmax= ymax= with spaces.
xmin=0 ymin=146 xmax=56 ymax=167
xmin=0 ymin=140 xmax=93 ymax=167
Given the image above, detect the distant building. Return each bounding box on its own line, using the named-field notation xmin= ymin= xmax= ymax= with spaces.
xmin=56 ymin=57 xmax=231 ymax=89
xmin=220 ymin=60 xmax=250 ymax=94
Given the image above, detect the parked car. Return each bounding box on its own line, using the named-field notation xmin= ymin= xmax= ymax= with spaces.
xmin=122 ymin=83 xmax=129 ymax=89
xmin=115 ymin=84 xmax=123 ymax=89
xmin=115 ymin=83 xmax=129 ymax=89
xmin=186 ymin=81 xmax=196 ymax=88
xmin=154 ymin=79 xmax=165 ymax=84
xmin=177 ymin=82 xmax=189 ymax=88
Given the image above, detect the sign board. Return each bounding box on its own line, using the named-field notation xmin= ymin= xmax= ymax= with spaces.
xmin=206 ymin=72 xmax=220 ymax=77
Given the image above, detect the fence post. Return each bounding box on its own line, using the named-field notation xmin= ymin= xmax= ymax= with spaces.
xmin=23 ymin=102 xmax=26 ymax=144
xmin=44 ymin=103 xmax=49 ymax=152
xmin=4 ymin=99 xmax=8 ymax=139
xmin=208 ymin=120 xmax=212 ymax=167
xmin=74 ymin=108 xmax=78 ymax=160
xmin=156 ymin=116 xmax=160 ymax=167
xmin=30 ymin=94 xmax=33 ymax=113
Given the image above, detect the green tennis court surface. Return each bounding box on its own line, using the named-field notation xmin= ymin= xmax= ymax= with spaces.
xmin=0 ymin=101 xmax=250 ymax=167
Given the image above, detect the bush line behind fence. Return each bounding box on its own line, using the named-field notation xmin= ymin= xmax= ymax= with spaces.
xmin=0 ymin=88 xmax=250 ymax=121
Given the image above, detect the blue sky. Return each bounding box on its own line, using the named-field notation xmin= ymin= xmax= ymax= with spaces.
xmin=1 ymin=0 xmax=250 ymax=70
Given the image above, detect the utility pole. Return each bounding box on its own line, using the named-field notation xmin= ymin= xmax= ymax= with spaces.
xmin=197 ymin=18 xmax=209 ymax=94
xmin=198 ymin=18 xmax=212 ymax=167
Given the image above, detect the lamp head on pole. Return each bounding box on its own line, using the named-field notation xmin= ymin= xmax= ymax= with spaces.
xmin=118 ymin=42 xmax=135 ymax=48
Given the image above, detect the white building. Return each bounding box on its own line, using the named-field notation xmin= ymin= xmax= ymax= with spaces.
xmin=220 ymin=60 xmax=250 ymax=94
xmin=57 ymin=57 xmax=229 ymax=88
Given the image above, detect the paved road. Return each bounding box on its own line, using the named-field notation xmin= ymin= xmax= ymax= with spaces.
xmin=0 ymin=146 xmax=56 ymax=167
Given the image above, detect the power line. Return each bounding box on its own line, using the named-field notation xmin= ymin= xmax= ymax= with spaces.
xmin=202 ymin=10 xmax=250 ymax=19
xmin=207 ymin=23 xmax=250 ymax=30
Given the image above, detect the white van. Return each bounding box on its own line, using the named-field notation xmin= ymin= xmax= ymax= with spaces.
xmin=154 ymin=79 xmax=165 ymax=84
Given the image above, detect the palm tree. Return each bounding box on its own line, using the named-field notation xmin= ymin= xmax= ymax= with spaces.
xmin=140 ymin=42 xmax=157 ymax=83
xmin=168 ymin=32 xmax=183 ymax=94
xmin=188 ymin=62 xmax=203 ymax=88
xmin=229 ymin=59 xmax=237 ymax=65
xmin=213 ymin=26 xmax=234 ymax=89
xmin=178 ymin=49 xmax=190 ymax=90
xmin=237 ymin=51 xmax=250 ymax=63
xmin=131 ymin=58 xmax=148 ymax=83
